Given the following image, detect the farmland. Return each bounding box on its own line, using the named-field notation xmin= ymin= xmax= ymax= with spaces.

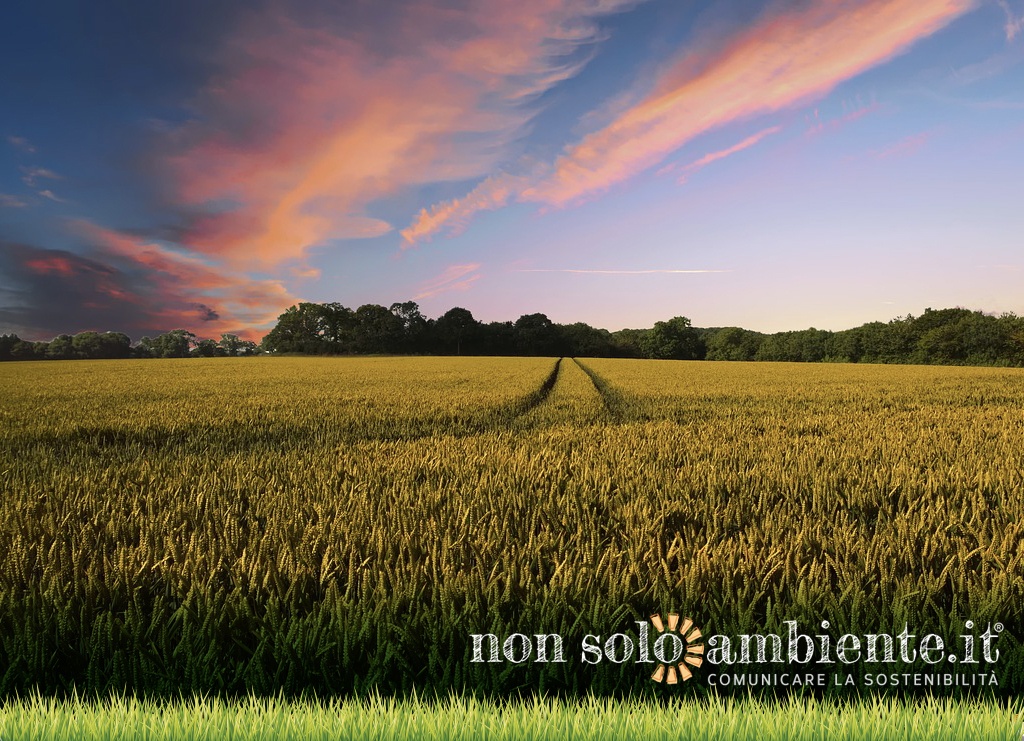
xmin=1 ymin=356 xmax=1022 ymax=706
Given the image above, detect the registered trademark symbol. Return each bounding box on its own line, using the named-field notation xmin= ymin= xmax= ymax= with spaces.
xmin=995 ymin=623 xmax=1004 ymax=632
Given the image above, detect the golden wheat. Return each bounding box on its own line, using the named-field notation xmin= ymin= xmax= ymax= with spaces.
xmin=0 ymin=356 xmax=1020 ymax=695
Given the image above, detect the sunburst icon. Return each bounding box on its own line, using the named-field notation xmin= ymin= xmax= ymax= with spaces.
xmin=649 ymin=613 xmax=704 ymax=684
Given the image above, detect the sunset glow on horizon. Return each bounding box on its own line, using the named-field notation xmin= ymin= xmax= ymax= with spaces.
xmin=2 ymin=0 xmax=1022 ymax=341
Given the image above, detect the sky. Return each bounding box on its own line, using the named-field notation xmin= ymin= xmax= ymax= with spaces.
xmin=1 ymin=0 xmax=1022 ymax=342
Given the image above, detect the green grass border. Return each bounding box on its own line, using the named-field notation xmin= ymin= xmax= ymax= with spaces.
xmin=0 ymin=693 xmax=1021 ymax=740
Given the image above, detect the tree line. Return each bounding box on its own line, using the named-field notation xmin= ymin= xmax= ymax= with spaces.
xmin=0 ymin=329 xmax=259 ymax=361
xmin=2 ymin=304 xmax=1023 ymax=366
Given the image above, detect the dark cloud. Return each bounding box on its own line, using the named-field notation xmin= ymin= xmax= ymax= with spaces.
xmin=195 ymin=303 xmax=220 ymax=322
xmin=0 ymin=241 xmax=232 ymax=341
xmin=115 ymin=208 xmax=219 ymax=245
xmin=0 ymin=242 xmax=141 ymax=340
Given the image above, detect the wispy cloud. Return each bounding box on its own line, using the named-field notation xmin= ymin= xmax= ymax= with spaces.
xmin=0 ymin=193 xmax=28 ymax=208
xmin=414 ymin=263 xmax=482 ymax=299
xmin=998 ymin=0 xmax=1024 ymax=40
xmin=675 ymin=125 xmax=782 ymax=183
xmin=6 ymin=135 xmax=36 ymax=154
xmin=948 ymin=43 xmax=1024 ymax=86
xmin=20 ymin=166 xmax=61 ymax=189
xmin=805 ymin=98 xmax=881 ymax=135
xmin=37 ymin=189 xmax=67 ymax=203
xmin=18 ymin=167 xmax=68 ymax=202
xmin=526 ymin=0 xmax=974 ymax=206
xmin=69 ymin=221 xmax=301 ymax=339
xmin=170 ymin=0 xmax=638 ymax=268
xmin=404 ymin=0 xmax=975 ymax=240
xmin=291 ymin=266 xmax=322 ymax=280
xmin=401 ymin=171 xmax=530 ymax=247
xmin=513 ymin=268 xmax=730 ymax=274
xmin=868 ymin=130 xmax=933 ymax=159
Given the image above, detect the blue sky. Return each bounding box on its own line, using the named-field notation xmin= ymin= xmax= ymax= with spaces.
xmin=1 ymin=0 xmax=1022 ymax=340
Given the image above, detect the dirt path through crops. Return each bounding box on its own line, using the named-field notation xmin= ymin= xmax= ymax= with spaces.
xmin=509 ymin=357 xmax=609 ymax=429
xmin=571 ymin=358 xmax=627 ymax=423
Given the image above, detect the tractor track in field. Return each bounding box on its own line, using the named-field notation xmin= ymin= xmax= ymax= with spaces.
xmin=40 ymin=359 xmax=570 ymax=453
xmin=508 ymin=357 xmax=563 ymax=420
xmin=571 ymin=358 xmax=628 ymax=423
xmin=33 ymin=358 xmax=579 ymax=455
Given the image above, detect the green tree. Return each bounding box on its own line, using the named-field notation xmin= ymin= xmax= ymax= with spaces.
xmin=755 ymin=328 xmax=830 ymax=362
xmin=642 ymin=316 xmax=704 ymax=360
xmin=67 ymin=331 xmax=131 ymax=359
xmin=218 ymin=334 xmax=243 ymax=356
xmin=915 ymin=310 xmax=1013 ymax=365
xmin=216 ymin=333 xmax=260 ymax=357
xmin=262 ymin=303 xmax=332 ymax=354
xmin=514 ymin=313 xmax=561 ymax=356
xmin=390 ymin=301 xmax=429 ymax=352
xmin=0 ymin=334 xmax=21 ymax=361
xmin=71 ymin=331 xmax=104 ymax=359
xmin=609 ymin=328 xmax=648 ymax=358
xmin=1001 ymin=313 xmax=1024 ymax=365
xmin=435 ymin=307 xmax=479 ymax=355
xmin=559 ymin=322 xmax=616 ymax=358
xmin=10 ymin=339 xmax=42 ymax=360
xmin=479 ymin=321 xmax=515 ymax=355
xmin=45 ymin=334 xmax=75 ymax=360
xmin=319 ymin=303 xmax=356 ymax=352
xmin=191 ymin=338 xmax=221 ymax=357
xmin=141 ymin=330 xmax=196 ymax=358
xmin=354 ymin=304 xmax=403 ymax=353
xmin=705 ymin=327 xmax=763 ymax=361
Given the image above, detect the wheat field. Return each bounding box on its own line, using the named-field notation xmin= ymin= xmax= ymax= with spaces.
xmin=1 ymin=356 xmax=1021 ymax=699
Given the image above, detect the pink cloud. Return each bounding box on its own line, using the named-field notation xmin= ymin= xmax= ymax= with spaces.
xmin=403 ymin=0 xmax=974 ymax=239
xmin=75 ymin=221 xmax=300 ymax=340
xmin=414 ymin=263 xmax=483 ymax=299
xmin=677 ymin=125 xmax=782 ymax=184
xmin=526 ymin=0 xmax=974 ymax=207
xmin=24 ymin=255 xmax=76 ymax=276
xmin=998 ymin=0 xmax=1024 ymax=40
xmin=401 ymin=172 xmax=527 ymax=247
xmin=868 ymin=130 xmax=933 ymax=159
xmin=805 ymin=99 xmax=881 ymax=135
xmin=170 ymin=1 xmax=637 ymax=268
